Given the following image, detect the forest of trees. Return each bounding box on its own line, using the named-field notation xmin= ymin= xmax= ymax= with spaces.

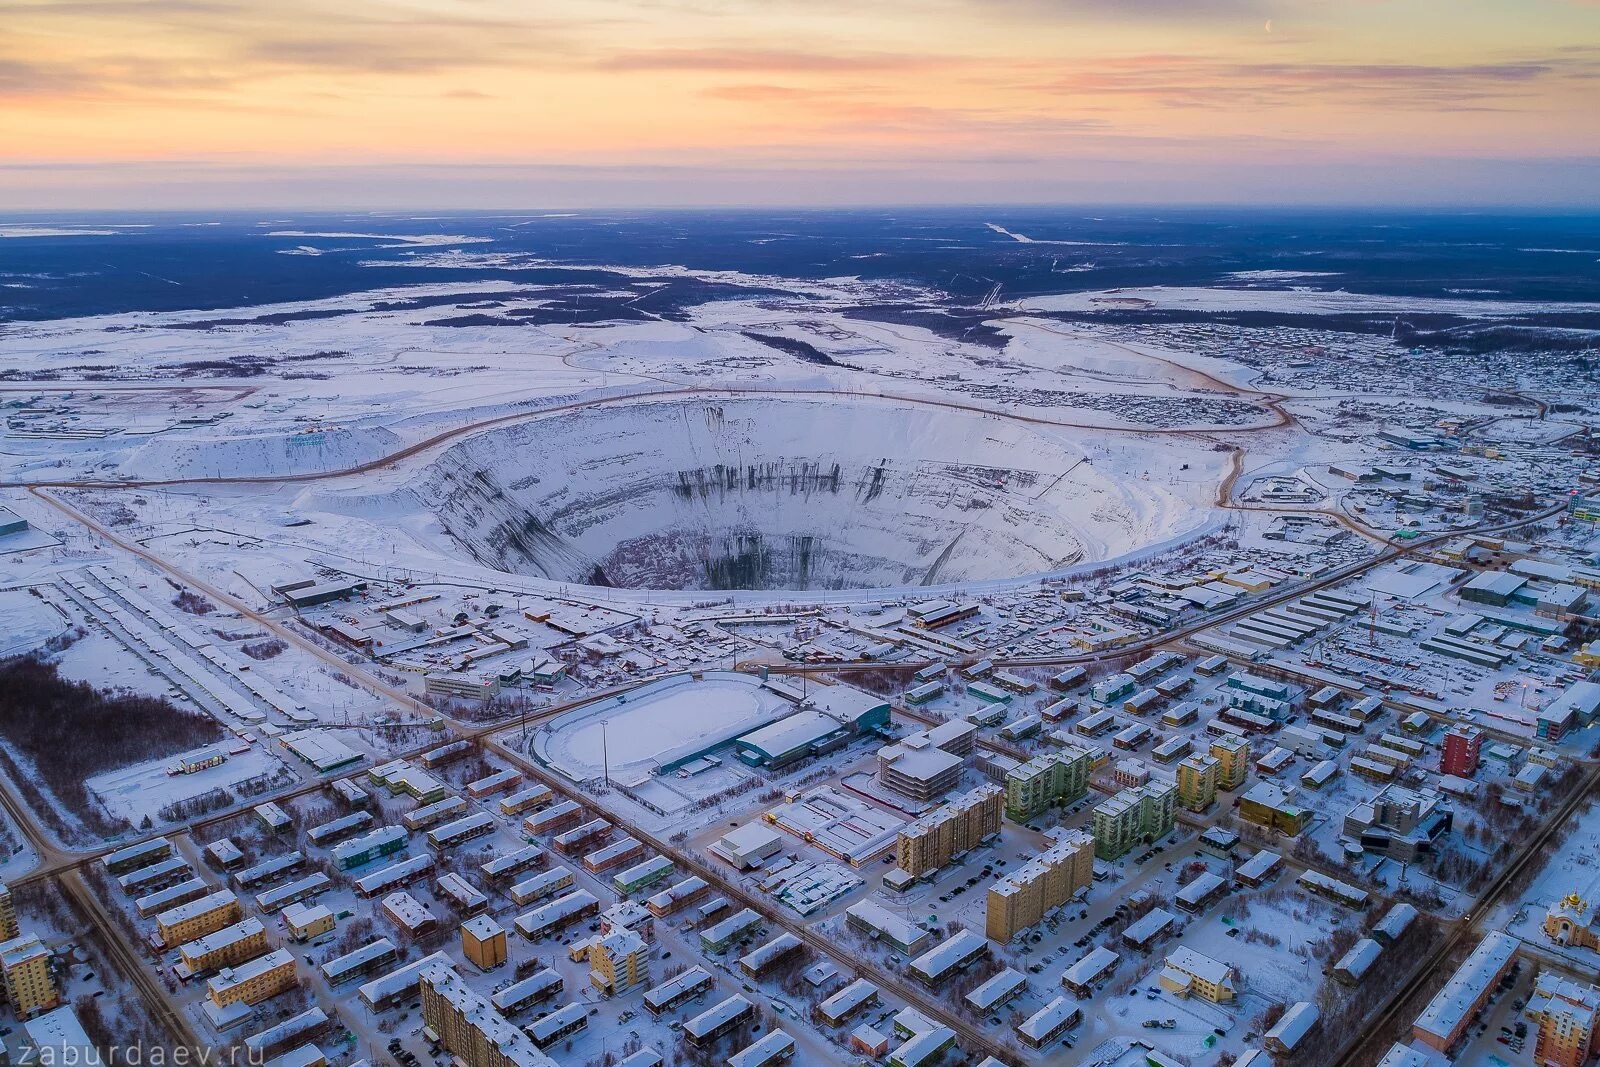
xmin=0 ymin=654 xmax=224 ymax=837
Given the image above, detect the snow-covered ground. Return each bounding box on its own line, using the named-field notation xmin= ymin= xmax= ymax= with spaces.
xmin=86 ymin=742 xmax=288 ymax=826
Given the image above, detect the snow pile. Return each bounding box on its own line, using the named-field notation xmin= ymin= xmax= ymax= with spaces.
xmin=117 ymin=425 xmax=404 ymax=480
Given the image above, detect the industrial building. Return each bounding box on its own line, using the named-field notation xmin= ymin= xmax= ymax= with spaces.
xmin=271 ymin=577 xmax=368 ymax=609
xmin=0 ymin=506 xmax=29 ymax=538
xmin=711 ymin=823 xmax=784 ymax=870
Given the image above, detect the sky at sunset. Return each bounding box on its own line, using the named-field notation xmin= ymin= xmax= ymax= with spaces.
xmin=2 ymin=0 xmax=1598 ymax=209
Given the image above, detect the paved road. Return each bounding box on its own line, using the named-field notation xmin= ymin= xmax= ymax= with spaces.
xmin=59 ymin=868 xmax=207 ymax=1056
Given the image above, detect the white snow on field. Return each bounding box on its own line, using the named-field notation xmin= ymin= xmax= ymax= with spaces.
xmin=1017 ymin=285 xmax=1600 ymax=318
xmin=1229 ymin=270 xmax=1343 ymax=281
xmin=0 ymin=589 xmax=66 ymax=657
xmin=264 ymin=230 xmax=494 ymax=249
xmin=0 ymin=226 xmax=124 ymax=238
xmin=985 ymin=223 xmax=1126 ymax=246
xmin=532 ymin=672 xmax=787 ymax=783
xmin=117 ymin=424 xmax=404 ymax=480
xmin=86 ymin=743 xmax=284 ymax=825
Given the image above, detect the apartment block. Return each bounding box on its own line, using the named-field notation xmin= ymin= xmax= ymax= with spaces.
xmin=1176 ymin=753 xmax=1219 ymax=813
xmin=1141 ymin=779 xmax=1178 ymax=840
xmin=896 ymin=785 xmax=1003 ymax=878
xmin=462 ymin=916 xmax=508 ymax=971
xmin=0 ymin=883 xmax=17 ymax=942
xmin=1092 ymin=791 xmax=1141 ymax=861
xmin=206 ymin=948 xmax=298 ymax=1009
xmin=588 ymin=928 xmax=650 ymax=995
xmin=0 ymin=935 xmax=60 ymax=1019
xmin=178 ymin=918 xmax=268 ymax=975
xmin=986 ymin=831 xmax=1094 ymax=942
xmin=1527 ymin=972 xmax=1600 ymax=1067
xmin=1004 ymin=747 xmax=1092 ymax=822
xmin=419 ymin=960 xmax=557 ymax=1067
xmin=1211 ymin=734 xmax=1251 ymax=790
xmin=1441 ymin=725 xmax=1483 ymax=778
xmin=1092 ymin=781 xmax=1176 ymax=860
xmin=157 ymin=890 xmax=242 ymax=947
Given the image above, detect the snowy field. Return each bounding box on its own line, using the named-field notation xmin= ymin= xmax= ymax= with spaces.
xmin=531 ymin=671 xmax=789 ymax=784
xmin=86 ymin=742 xmax=287 ymax=825
xmin=1017 ymin=285 xmax=1600 ymax=319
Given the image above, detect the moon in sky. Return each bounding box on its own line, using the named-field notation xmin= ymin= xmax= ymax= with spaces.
xmin=1264 ymin=18 xmax=1274 ymax=32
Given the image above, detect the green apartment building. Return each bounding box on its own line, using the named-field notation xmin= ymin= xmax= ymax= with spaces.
xmin=1092 ymin=780 xmax=1178 ymax=860
xmin=1004 ymin=746 xmax=1092 ymax=821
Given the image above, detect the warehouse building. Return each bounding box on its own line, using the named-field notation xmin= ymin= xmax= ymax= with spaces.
xmin=711 ymin=823 xmax=784 ymax=870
